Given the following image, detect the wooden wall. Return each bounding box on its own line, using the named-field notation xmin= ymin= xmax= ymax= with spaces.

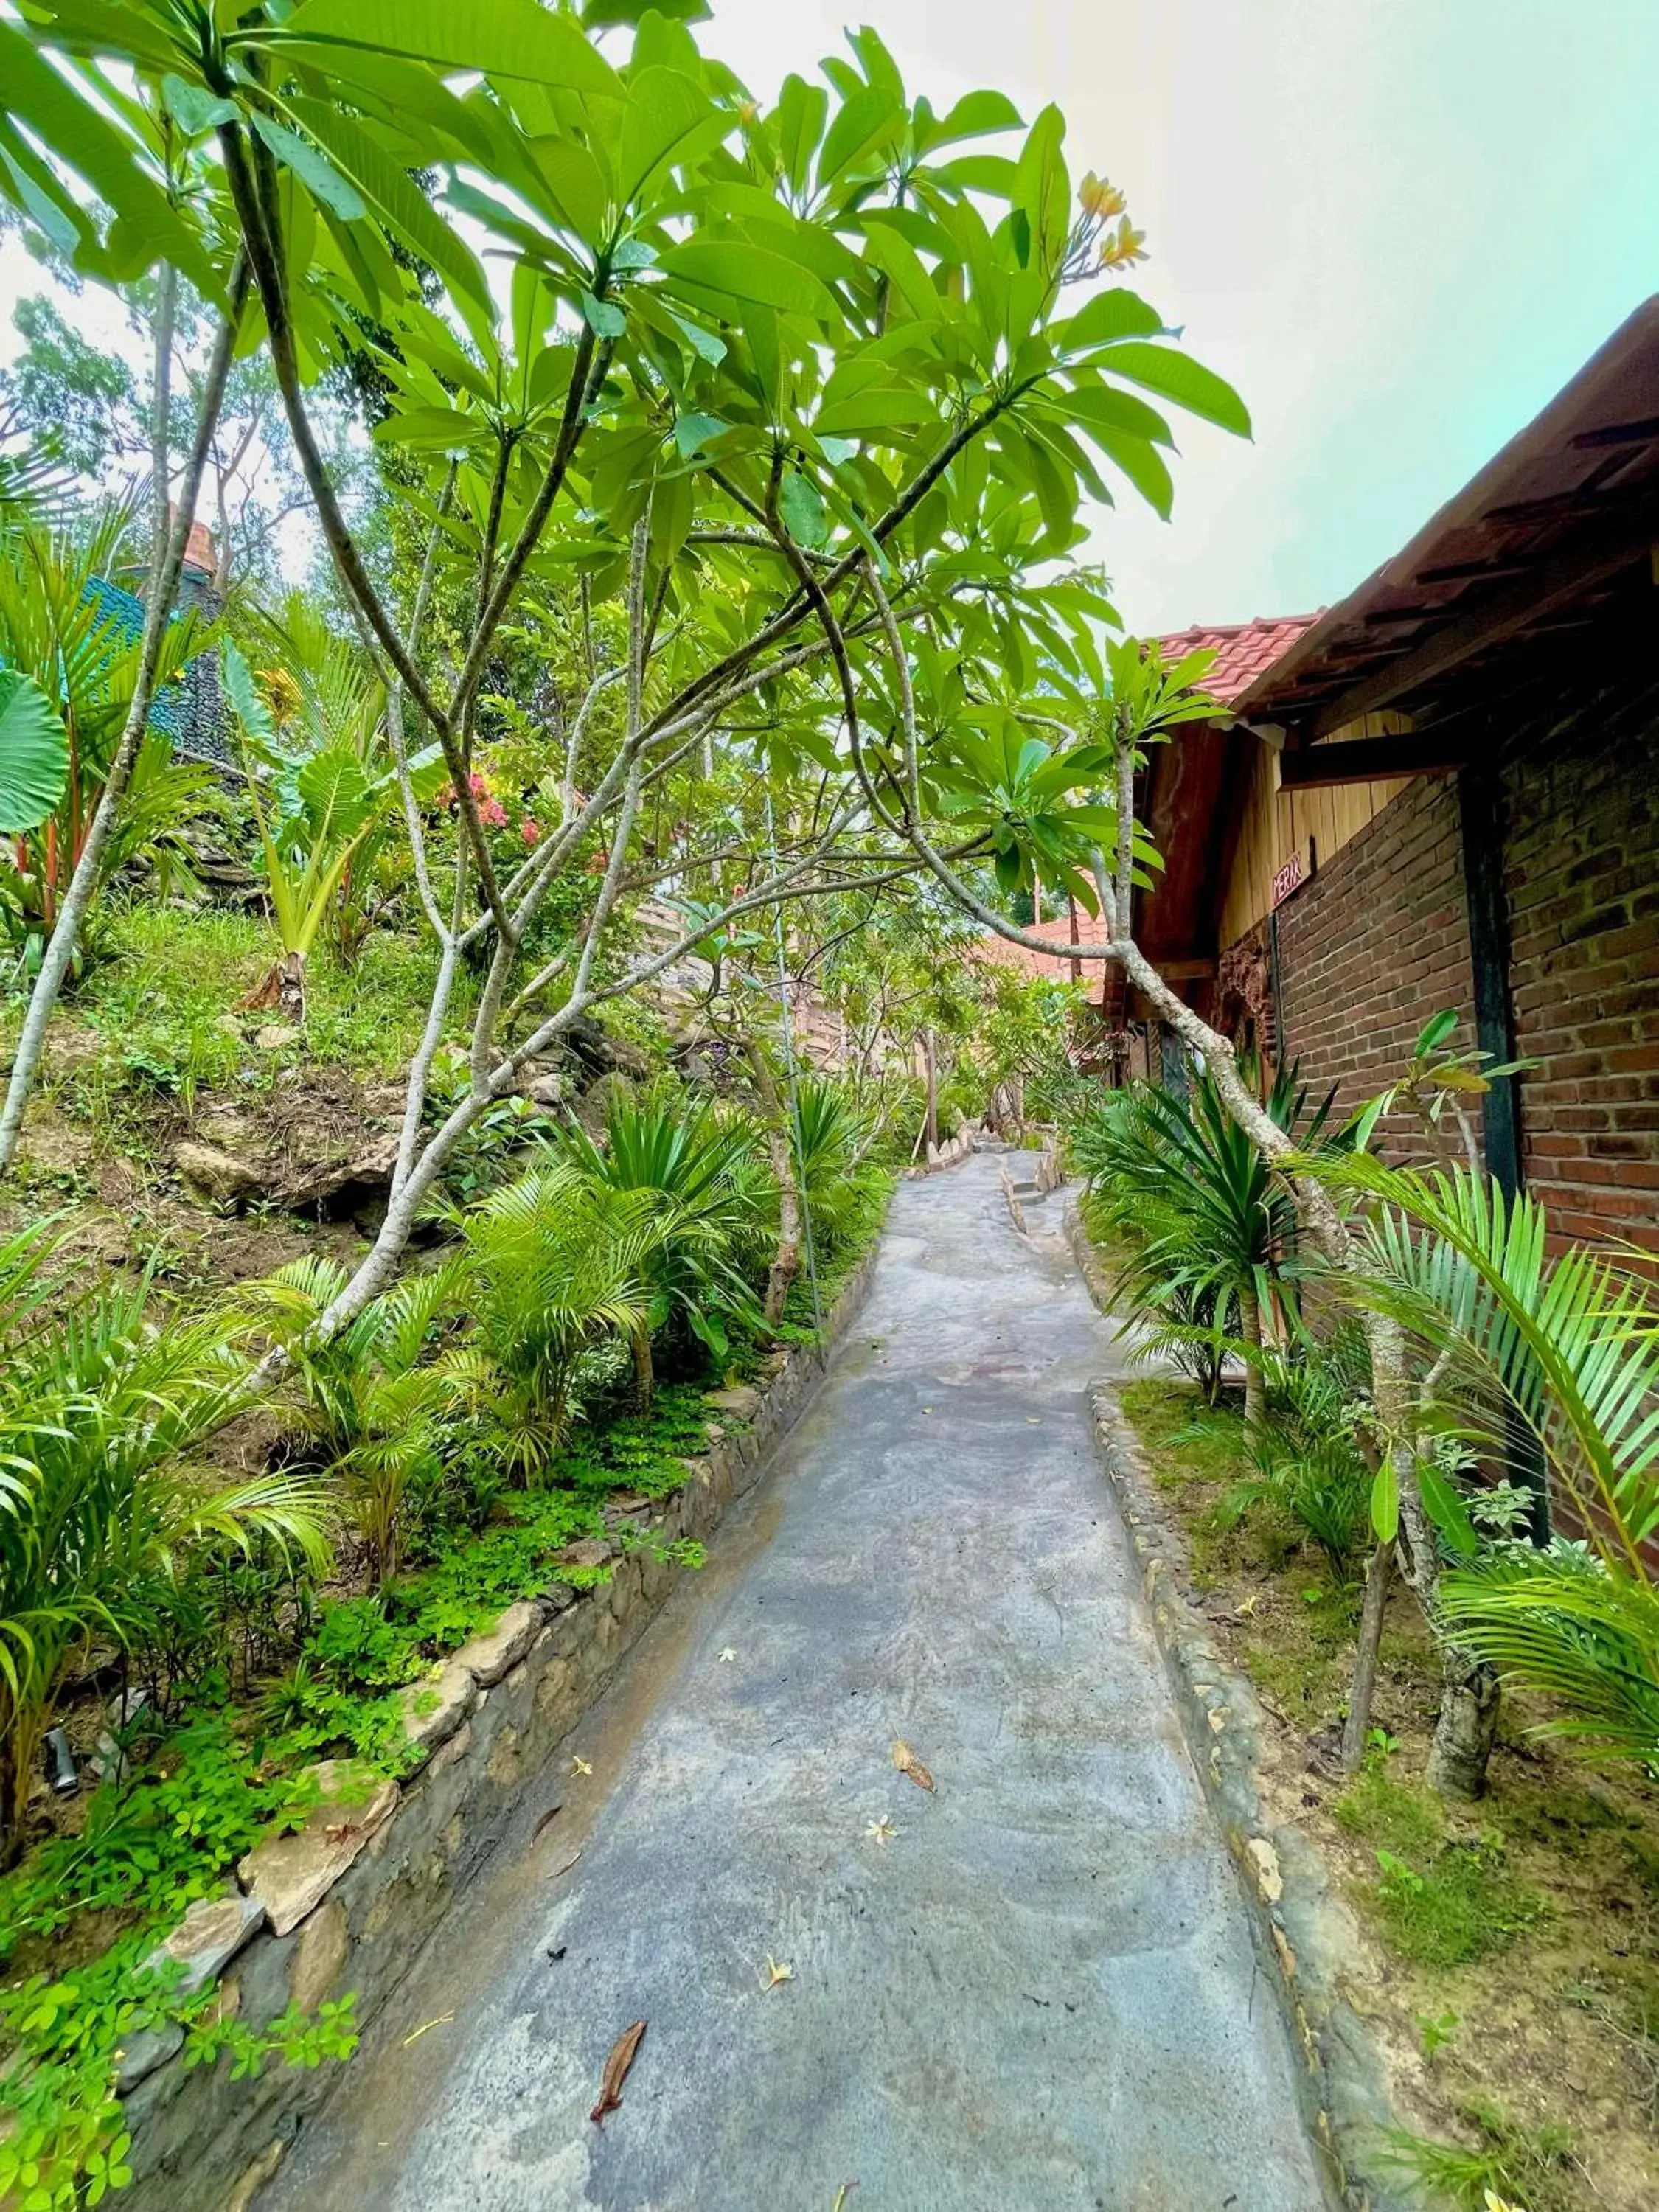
xmin=1218 ymin=710 xmax=1413 ymax=950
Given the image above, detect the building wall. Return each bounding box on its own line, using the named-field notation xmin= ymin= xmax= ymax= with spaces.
xmin=1230 ymin=686 xmax=1659 ymax=1252
xmin=1503 ymin=692 xmax=1659 ymax=1253
xmin=1218 ymin=712 xmax=1412 ymax=952
xmin=1273 ymin=771 xmax=1476 ymax=1149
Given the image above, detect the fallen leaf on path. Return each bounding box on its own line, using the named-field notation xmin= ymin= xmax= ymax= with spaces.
xmin=832 ymin=2186 xmax=860 ymax=2211
xmin=547 ymin=1843 xmax=584 ymax=1880
xmin=891 ymin=1739 xmax=935 ymax=1792
xmin=570 ymin=1755 xmax=592 ymax=1777
xmin=402 ymin=2012 xmax=453 ymax=2047
xmin=532 ymin=1802 xmax=563 ymax=1842
xmin=865 ymin=1818 xmax=897 ymax=1844
xmin=589 ymin=2020 xmax=647 ymax=2125
xmin=762 ymin=1955 xmax=793 ymax=1990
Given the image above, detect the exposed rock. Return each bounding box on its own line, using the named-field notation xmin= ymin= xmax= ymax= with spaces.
xmin=453 ymin=1600 xmax=541 ymax=1687
xmin=429 ymin=1720 xmax=473 ymax=1777
xmin=287 ymin=1896 xmax=349 ymax=2014
xmin=279 ymin=1133 xmax=399 ymax=1214
xmin=526 ymin=1071 xmax=563 ymax=1107
xmin=562 ymin=1012 xmax=653 ymax=1079
xmin=175 ymin=1141 xmax=265 ymax=1204
xmin=237 ymin=1761 xmax=398 ymax=1936
xmin=396 ymin=1658 xmax=476 ymax=1766
xmin=224 ymin=2141 xmax=284 ymax=2212
xmin=115 ymin=2022 xmax=184 ymax=2094
xmin=705 ymin=1384 xmax=761 ymax=1422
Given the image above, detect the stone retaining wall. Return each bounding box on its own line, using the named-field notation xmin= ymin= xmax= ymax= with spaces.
xmin=1065 ymin=1198 xmax=1408 ymax=2212
xmin=116 ymin=1244 xmax=881 ymax=2212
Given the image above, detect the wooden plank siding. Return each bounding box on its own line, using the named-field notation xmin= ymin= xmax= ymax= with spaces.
xmin=1218 ymin=710 xmax=1413 ymax=949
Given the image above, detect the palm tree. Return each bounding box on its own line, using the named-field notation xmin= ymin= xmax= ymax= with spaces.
xmin=0 ymin=1225 xmax=329 ymax=1866
xmin=238 ymin=1256 xmax=468 ymax=1585
xmin=554 ymin=1083 xmax=762 ymax=1400
xmin=0 ymin=511 xmax=212 ymax=970
xmin=1326 ymin=1152 xmax=1659 ymax=1770
xmin=446 ymin=1164 xmax=656 ymax=1484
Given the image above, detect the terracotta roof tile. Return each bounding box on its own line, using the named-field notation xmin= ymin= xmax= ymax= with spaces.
xmin=1152 ymin=613 xmax=1322 ymax=706
xmin=974 ymin=915 xmax=1091 ymax=978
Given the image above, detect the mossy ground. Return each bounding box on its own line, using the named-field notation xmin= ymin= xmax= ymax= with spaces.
xmin=1119 ymin=1374 xmax=1659 ymax=2212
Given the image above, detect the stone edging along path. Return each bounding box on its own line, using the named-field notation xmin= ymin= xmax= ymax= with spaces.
xmin=116 ymin=1241 xmax=882 ymax=2212
xmin=1064 ymin=1196 xmax=1412 ymax=2212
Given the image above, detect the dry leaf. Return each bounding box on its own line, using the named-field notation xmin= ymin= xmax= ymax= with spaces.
xmin=891 ymin=1739 xmax=935 ymax=1792
xmin=532 ymin=1801 xmax=563 ymax=1842
xmin=762 ymin=1955 xmax=793 ymax=1990
xmin=589 ymin=2019 xmax=647 ymax=2125
xmin=570 ymin=1755 xmax=593 ymax=1777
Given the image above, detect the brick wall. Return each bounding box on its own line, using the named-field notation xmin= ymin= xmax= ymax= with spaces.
xmin=1273 ymin=772 xmax=1475 ymax=1147
xmin=1503 ymin=692 xmax=1659 ymax=1253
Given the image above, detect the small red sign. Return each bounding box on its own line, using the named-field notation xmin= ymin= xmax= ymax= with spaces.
xmin=1270 ymin=849 xmax=1304 ymax=909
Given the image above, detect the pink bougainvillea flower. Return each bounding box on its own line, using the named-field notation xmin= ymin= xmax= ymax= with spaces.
xmin=521 ymin=817 xmax=540 ymax=845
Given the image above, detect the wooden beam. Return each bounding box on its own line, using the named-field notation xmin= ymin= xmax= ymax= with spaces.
xmin=1143 ymin=955 xmax=1217 ymax=981
xmin=1279 ymin=734 xmax=1467 ymax=789
xmin=1308 ymin=507 xmax=1659 ymax=736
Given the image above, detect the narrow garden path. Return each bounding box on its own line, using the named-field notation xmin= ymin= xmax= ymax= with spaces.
xmin=266 ymin=1154 xmax=1329 ymax=2211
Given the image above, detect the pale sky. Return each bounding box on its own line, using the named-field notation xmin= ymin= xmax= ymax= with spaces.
xmin=6 ymin=0 xmax=1658 ymax=635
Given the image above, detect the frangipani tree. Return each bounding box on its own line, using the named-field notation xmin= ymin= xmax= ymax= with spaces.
xmin=0 ymin=0 xmax=1521 ymax=1799
xmin=0 ymin=0 xmax=1247 ymax=1343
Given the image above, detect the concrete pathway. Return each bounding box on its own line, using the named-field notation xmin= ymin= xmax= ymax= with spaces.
xmin=266 ymin=1154 xmax=1329 ymax=2212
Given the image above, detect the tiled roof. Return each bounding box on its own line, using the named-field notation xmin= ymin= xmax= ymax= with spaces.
xmin=1152 ymin=613 xmax=1322 ymax=707
xmin=974 ymin=915 xmax=1093 ymax=978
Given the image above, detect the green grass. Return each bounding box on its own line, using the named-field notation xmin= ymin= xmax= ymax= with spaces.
xmin=1119 ymin=1377 xmax=1360 ymax=1714
xmin=1377 ymin=2099 xmax=1584 ymax=2212
xmin=1336 ymin=1760 xmax=1447 ymax=1860
xmin=1368 ymin=1834 xmax=1545 ymax=1969
xmin=10 ymin=906 xmax=478 ymax=1131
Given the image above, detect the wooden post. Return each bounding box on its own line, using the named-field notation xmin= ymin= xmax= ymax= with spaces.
xmin=1458 ymin=759 xmax=1548 ymax=1545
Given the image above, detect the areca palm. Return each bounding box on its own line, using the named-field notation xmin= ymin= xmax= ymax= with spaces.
xmin=447 ymin=1165 xmax=657 ymax=1484
xmin=554 ymin=1085 xmax=762 ymax=1394
xmin=1315 ymin=1151 xmax=1659 ymax=1765
xmin=240 ymin=1256 xmax=469 ymax=1584
xmin=0 ymin=1226 xmax=329 ymax=1865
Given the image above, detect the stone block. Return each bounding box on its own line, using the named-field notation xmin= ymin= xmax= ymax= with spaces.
xmin=453 ymin=1599 xmax=541 ymax=1687
xmin=141 ymin=1889 xmax=267 ymax=2001
xmin=237 ymin=1761 xmax=399 ymax=1937
xmin=396 ymin=1657 xmax=476 ymax=1767
xmin=430 ymin=1719 xmax=473 ymax=1777
xmin=556 ymin=1537 xmax=613 ymax=1571
xmin=704 ymin=1383 xmax=761 ymax=1422
xmin=287 ymin=1896 xmax=348 ymax=2014
xmin=608 ymin=1554 xmax=643 ymax=1625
